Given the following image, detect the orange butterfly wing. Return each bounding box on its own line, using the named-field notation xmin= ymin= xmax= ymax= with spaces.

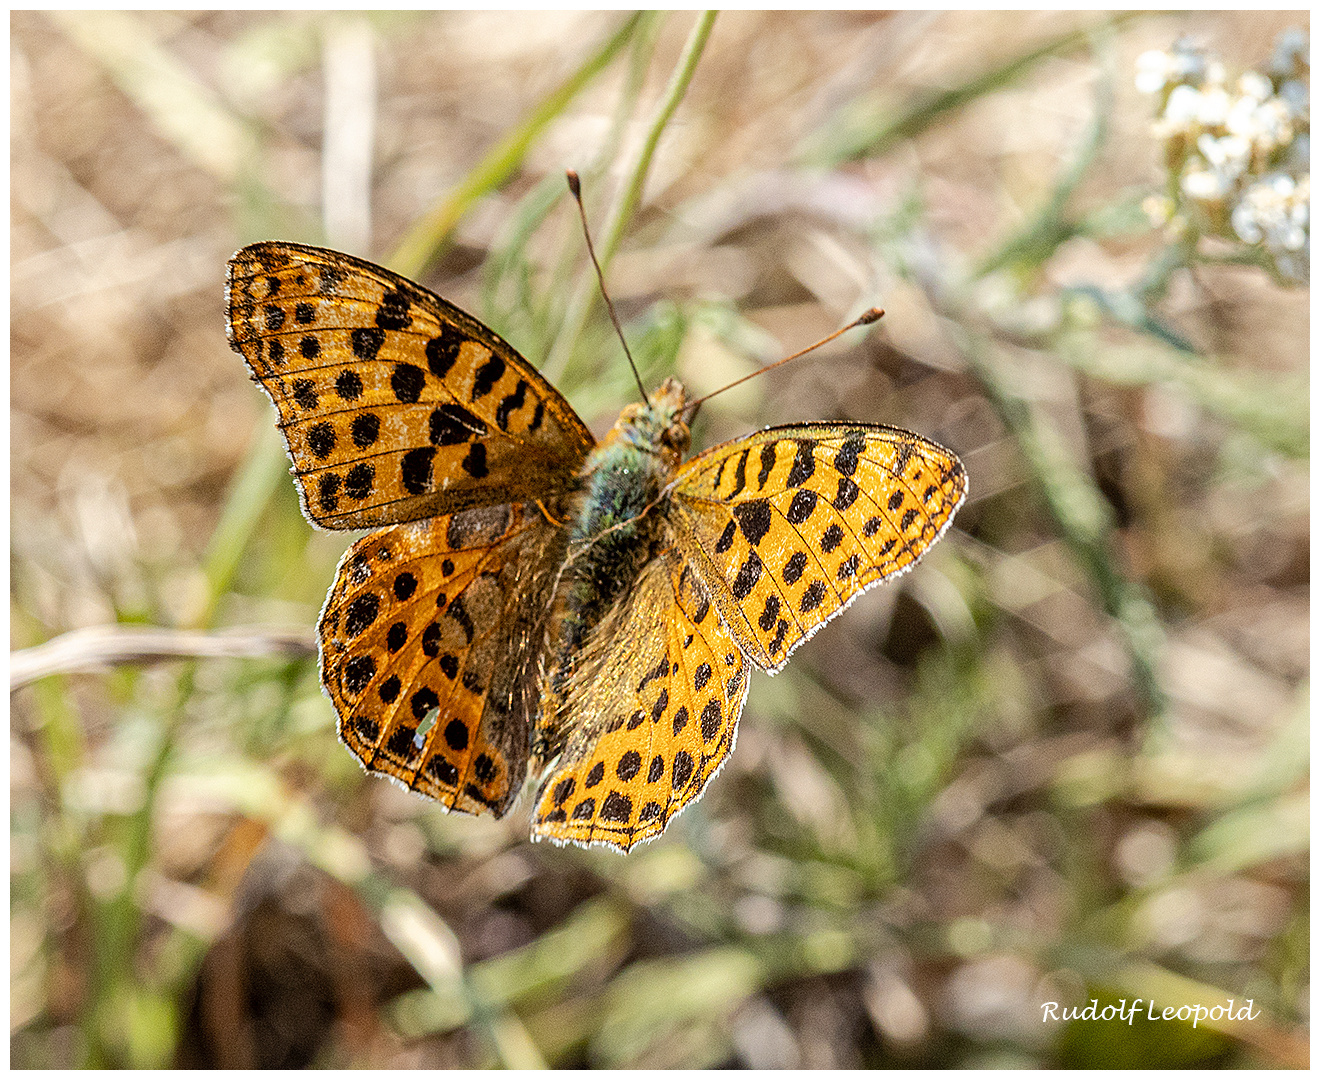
xmin=226 ymin=242 xmax=594 ymax=529
xmin=319 ymin=504 xmax=563 ymax=816
xmin=667 ymin=424 xmax=967 ymax=671
xmin=530 ymin=551 xmax=748 ymax=851
xmin=226 ymin=242 xmax=593 ymax=813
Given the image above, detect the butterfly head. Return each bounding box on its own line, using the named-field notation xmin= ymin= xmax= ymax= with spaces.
xmin=606 ymin=376 xmax=691 ymax=469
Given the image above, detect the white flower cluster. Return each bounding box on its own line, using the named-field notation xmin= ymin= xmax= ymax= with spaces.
xmin=1136 ymin=30 xmax=1309 ymax=282
xmin=1231 ymin=173 xmax=1310 ymax=281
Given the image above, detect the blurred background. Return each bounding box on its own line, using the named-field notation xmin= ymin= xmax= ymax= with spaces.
xmin=10 ymin=10 xmax=1308 ymax=1068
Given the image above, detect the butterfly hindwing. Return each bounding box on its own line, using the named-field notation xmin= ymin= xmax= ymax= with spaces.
xmin=530 ymin=551 xmax=748 ymax=851
xmin=320 ymin=502 xmax=564 ymax=816
xmin=226 ymin=242 xmax=595 ymax=530
xmin=668 ymin=424 xmax=967 ymax=672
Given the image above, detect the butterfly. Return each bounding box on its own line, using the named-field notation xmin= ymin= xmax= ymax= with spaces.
xmin=226 ymin=241 xmax=967 ymax=852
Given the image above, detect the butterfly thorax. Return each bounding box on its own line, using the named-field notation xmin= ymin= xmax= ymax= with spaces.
xmin=548 ymin=378 xmax=691 ymax=689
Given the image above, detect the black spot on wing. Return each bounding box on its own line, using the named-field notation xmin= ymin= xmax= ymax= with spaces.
xmin=800 ymin=580 xmax=827 ymax=613
xmin=782 ymin=550 xmax=807 ymax=585
xmin=787 ymin=440 xmax=816 ymax=487
xmin=344 ymin=463 xmax=374 ymax=499
xmin=727 ymin=448 xmax=750 ymax=499
xmin=731 ymin=551 xmax=763 ymax=600
xmin=351 ymin=413 xmax=380 ymax=448
xmin=461 ymin=443 xmax=488 ymax=478
xmin=835 ymin=431 xmax=865 ymax=476
xmin=430 ymin=403 xmax=487 ymax=445
xmin=834 ymin=476 xmax=859 ymax=510
xmin=471 ymin=354 xmax=505 ymax=401
xmin=894 ymin=441 xmax=915 ymax=477
xmin=600 ymin=791 xmax=632 ymax=823
xmin=732 ymin=500 xmax=772 ymax=545
xmin=786 ymin=489 xmax=817 ymax=525
xmin=376 ymin=288 xmax=412 ymax=331
xmin=345 ymin=593 xmax=380 ymax=637
xmin=391 ymin=363 xmax=425 ymax=403
xmin=401 ymin=448 xmax=435 ymax=494
xmin=335 ymin=369 xmax=363 ymax=401
xmin=318 ymin=473 xmax=341 ymax=513
xmin=426 ymin=325 xmax=463 ymax=379
xmin=306 ymin=422 xmax=336 ymax=459
xmin=291 ymin=379 xmax=317 ymax=410
xmin=637 ymin=656 xmax=669 ymax=693
xmin=495 ymin=380 xmax=528 ymax=430
xmin=351 ymin=327 xmax=385 ymax=361
xmin=343 ymin=654 xmax=375 ymax=695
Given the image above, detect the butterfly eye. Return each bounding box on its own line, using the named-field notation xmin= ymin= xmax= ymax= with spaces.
xmin=661 ymin=419 xmax=690 ymax=454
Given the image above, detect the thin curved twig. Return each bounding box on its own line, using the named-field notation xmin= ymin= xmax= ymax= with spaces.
xmin=10 ymin=624 xmax=317 ymax=690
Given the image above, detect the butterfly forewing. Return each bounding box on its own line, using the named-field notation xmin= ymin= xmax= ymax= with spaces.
xmin=668 ymin=424 xmax=967 ymax=672
xmin=320 ymin=503 xmax=564 ymax=816
xmin=226 ymin=242 xmax=595 ymax=530
xmin=531 ymin=552 xmax=748 ymax=851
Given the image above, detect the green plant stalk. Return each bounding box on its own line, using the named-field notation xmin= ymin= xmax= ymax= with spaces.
xmin=535 ymin=11 xmax=664 ymax=353
xmin=85 ymin=662 xmax=199 ymax=1066
xmin=972 ymin=37 xmax=1114 ymax=280
xmin=51 ymin=10 xmax=255 ymax=183
xmin=605 ymin=11 xmax=718 ymax=267
xmin=1055 ymin=328 xmax=1308 ymax=459
xmin=798 ymin=10 xmax=1148 ymax=167
xmin=480 ymin=12 xmax=662 ymax=351
xmin=78 ymin=430 xmax=284 ymax=1059
xmin=388 ymin=12 xmax=643 ymax=280
xmin=892 ymin=29 xmax=1170 ymax=724
xmin=544 ymin=10 xmax=718 ymax=381
xmin=82 ymin=421 xmax=295 ymax=1037
xmin=481 ymin=170 xmax=574 ymax=334
xmin=199 ymin=421 xmax=292 ymax=628
xmin=86 ymin=366 xmax=299 ymax=1063
xmin=25 ymin=677 xmax=98 ymax=1064
xmin=954 ymin=325 xmax=1168 ymax=723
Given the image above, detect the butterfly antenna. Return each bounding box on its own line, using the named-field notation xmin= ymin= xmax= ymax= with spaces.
xmin=566 ymin=170 xmax=650 ymax=407
xmin=685 ymin=307 xmax=885 ymax=414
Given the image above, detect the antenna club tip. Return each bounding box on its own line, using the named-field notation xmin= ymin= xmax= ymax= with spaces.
xmin=566 ymin=170 xmax=582 ymax=198
xmin=857 ymin=307 xmax=885 ymax=326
